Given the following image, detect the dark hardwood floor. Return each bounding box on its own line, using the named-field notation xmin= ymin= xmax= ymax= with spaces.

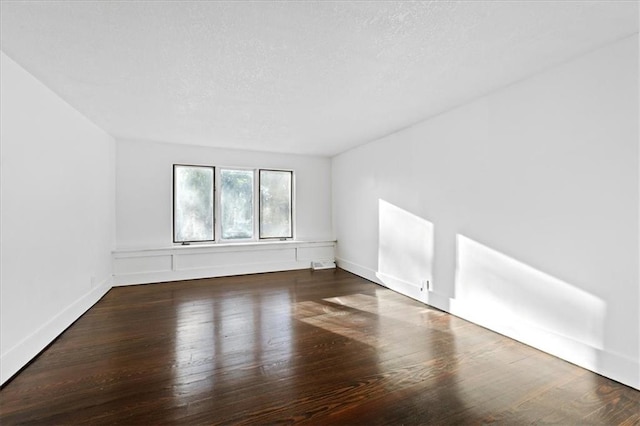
xmin=1 ymin=269 xmax=638 ymax=425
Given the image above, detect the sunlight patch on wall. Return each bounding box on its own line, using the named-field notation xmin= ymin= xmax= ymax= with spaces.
xmin=377 ymin=199 xmax=434 ymax=302
xmin=452 ymin=235 xmax=606 ymax=369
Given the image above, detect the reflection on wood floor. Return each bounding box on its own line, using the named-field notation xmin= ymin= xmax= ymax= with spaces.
xmin=1 ymin=268 xmax=638 ymax=424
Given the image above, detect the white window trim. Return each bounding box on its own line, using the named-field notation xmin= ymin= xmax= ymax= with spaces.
xmin=258 ymin=168 xmax=295 ymax=241
xmin=173 ymin=164 xmax=216 ymax=244
xmin=216 ymin=167 xmax=258 ymax=243
xmin=174 ymin=164 xmax=295 ymax=246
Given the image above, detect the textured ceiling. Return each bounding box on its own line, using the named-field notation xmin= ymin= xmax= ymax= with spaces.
xmin=1 ymin=1 xmax=637 ymax=156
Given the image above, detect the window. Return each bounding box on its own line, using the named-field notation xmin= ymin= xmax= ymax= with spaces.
xmin=259 ymin=169 xmax=293 ymax=239
xmin=173 ymin=165 xmax=214 ymax=243
xmin=220 ymin=169 xmax=254 ymax=240
xmin=173 ymin=165 xmax=293 ymax=243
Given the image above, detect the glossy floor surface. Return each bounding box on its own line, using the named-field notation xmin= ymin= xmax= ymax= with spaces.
xmin=1 ymin=269 xmax=638 ymax=424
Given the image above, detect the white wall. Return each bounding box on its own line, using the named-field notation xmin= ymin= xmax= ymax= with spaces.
xmin=333 ymin=35 xmax=639 ymax=389
xmin=0 ymin=52 xmax=116 ymax=384
xmin=116 ymin=138 xmax=332 ymax=249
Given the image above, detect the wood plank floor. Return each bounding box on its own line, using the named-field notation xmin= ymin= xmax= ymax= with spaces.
xmin=1 ymin=269 xmax=638 ymax=425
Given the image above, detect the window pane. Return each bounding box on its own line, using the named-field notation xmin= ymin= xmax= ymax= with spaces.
xmin=221 ymin=169 xmax=254 ymax=239
xmin=260 ymin=170 xmax=292 ymax=239
xmin=174 ymin=165 xmax=214 ymax=242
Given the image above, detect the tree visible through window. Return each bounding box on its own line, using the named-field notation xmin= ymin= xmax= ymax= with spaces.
xmin=220 ymin=169 xmax=254 ymax=239
xmin=173 ymin=165 xmax=214 ymax=243
xmin=259 ymin=170 xmax=293 ymax=239
xmin=173 ymin=165 xmax=293 ymax=243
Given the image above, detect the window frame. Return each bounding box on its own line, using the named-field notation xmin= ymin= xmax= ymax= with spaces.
xmin=216 ymin=167 xmax=258 ymax=243
xmin=173 ymin=164 xmax=295 ymax=245
xmin=173 ymin=164 xmax=216 ymax=244
xmin=258 ymin=169 xmax=294 ymax=240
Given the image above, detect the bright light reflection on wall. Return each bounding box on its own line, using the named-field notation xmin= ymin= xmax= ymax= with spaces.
xmin=377 ymin=199 xmax=434 ymax=302
xmin=453 ymin=235 xmax=606 ymax=369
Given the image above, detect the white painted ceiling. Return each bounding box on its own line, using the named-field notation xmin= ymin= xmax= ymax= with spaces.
xmin=1 ymin=1 xmax=637 ymax=156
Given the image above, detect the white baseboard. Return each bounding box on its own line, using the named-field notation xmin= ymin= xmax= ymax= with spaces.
xmin=1 ymin=277 xmax=112 ymax=385
xmin=595 ymin=349 xmax=639 ymax=390
xmin=336 ymin=257 xmax=639 ymax=391
xmin=335 ymin=257 xmax=383 ymax=285
xmin=375 ymin=271 xmax=426 ymax=303
xmin=448 ymin=299 xmax=640 ymax=390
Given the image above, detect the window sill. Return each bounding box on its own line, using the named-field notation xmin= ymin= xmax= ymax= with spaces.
xmin=114 ymin=239 xmax=335 ymax=255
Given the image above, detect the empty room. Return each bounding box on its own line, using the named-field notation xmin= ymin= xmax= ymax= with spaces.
xmin=1 ymin=1 xmax=639 ymax=424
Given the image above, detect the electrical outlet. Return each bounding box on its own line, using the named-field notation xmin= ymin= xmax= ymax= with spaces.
xmin=420 ymin=279 xmax=429 ymax=291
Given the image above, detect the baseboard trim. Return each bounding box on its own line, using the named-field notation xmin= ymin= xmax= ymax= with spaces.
xmin=448 ymin=299 xmax=639 ymax=390
xmin=335 ymin=257 xmax=383 ymax=286
xmin=336 ymin=257 xmax=639 ymax=390
xmin=1 ymin=277 xmax=112 ymax=385
xmin=594 ymin=349 xmax=640 ymax=390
